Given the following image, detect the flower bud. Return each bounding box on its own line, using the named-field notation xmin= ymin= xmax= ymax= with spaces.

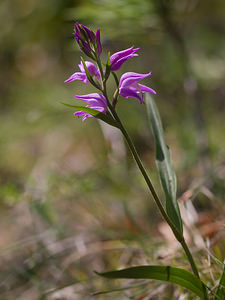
xmin=73 ymin=22 xmax=102 ymax=58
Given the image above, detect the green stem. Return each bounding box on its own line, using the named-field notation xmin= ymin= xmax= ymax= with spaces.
xmin=110 ymin=104 xmax=182 ymax=242
xmin=112 ymin=108 xmax=209 ymax=299
xmin=95 ymin=57 xmax=208 ymax=299
xmin=111 ymin=71 xmax=119 ymax=87
xmin=180 ymin=239 xmax=200 ymax=278
xmin=110 ymin=107 xmax=209 ymax=299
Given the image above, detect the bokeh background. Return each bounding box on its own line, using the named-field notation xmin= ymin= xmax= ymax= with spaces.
xmin=0 ymin=0 xmax=224 ymax=299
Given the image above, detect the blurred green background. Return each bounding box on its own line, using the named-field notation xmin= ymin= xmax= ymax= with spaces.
xmin=0 ymin=0 xmax=224 ymax=299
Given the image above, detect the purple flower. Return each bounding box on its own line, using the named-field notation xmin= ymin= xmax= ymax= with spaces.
xmin=64 ymin=61 xmax=100 ymax=84
xmin=119 ymin=72 xmax=156 ymax=104
xmin=73 ymin=22 xmax=102 ymax=56
xmin=74 ymin=93 xmax=107 ymax=122
xmin=110 ymin=46 xmax=140 ymax=71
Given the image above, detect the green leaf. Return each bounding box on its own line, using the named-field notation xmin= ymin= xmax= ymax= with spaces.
xmin=80 ymin=57 xmax=101 ymax=90
xmin=61 ymin=102 xmax=119 ymax=128
xmin=111 ymin=71 xmax=119 ymax=87
xmin=104 ymin=51 xmax=111 ymax=81
xmin=216 ymin=263 xmax=225 ymax=299
xmin=146 ymin=94 xmax=183 ymax=235
xmin=97 ymin=265 xmax=206 ymax=299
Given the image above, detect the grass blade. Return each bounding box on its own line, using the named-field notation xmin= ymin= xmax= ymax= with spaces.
xmin=216 ymin=263 xmax=225 ymax=299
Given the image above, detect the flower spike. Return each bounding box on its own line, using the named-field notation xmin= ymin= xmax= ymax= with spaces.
xmin=65 ymin=23 xmax=157 ymax=122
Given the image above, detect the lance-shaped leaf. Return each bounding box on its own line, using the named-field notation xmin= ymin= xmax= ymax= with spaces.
xmin=216 ymin=263 xmax=225 ymax=299
xmin=81 ymin=57 xmax=101 ymax=90
xmin=111 ymin=71 xmax=119 ymax=87
xmin=61 ymin=103 xmax=119 ymax=128
xmin=104 ymin=52 xmax=111 ymax=82
xmin=146 ymin=94 xmax=183 ymax=235
xmin=97 ymin=265 xmax=206 ymax=299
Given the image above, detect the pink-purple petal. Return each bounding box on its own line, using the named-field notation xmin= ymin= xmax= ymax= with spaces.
xmin=78 ymin=61 xmax=100 ymax=79
xmin=74 ymin=111 xmax=91 ymax=122
xmin=110 ymin=46 xmax=138 ymax=64
xmin=110 ymin=54 xmax=139 ymax=71
xmin=74 ymin=93 xmax=107 ymax=113
xmin=74 ymin=110 xmax=98 ymax=122
xmin=119 ymin=72 xmax=152 ymax=88
xmin=88 ymin=105 xmax=106 ymax=112
xmin=74 ymin=111 xmax=86 ymax=116
xmin=65 ymin=61 xmax=100 ymax=85
xmin=118 ymin=71 xmax=156 ymax=104
xmin=64 ymin=72 xmax=88 ymax=84
xmin=74 ymin=93 xmax=106 ymax=103
xmin=74 ymin=111 xmax=95 ymax=122
xmin=110 ymin=46 xmax=140 ymax=71
xmin=73 ymin=92 xmax=107 ymax=122
xmin=138 ymin=84 xmax=157 ymax=95
xmin=119 ymin=87 xmax=143 ymax=103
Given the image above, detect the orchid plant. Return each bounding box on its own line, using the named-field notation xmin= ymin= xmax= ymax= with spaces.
xmin=63 ymin=22 xmax=225 ymax=299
